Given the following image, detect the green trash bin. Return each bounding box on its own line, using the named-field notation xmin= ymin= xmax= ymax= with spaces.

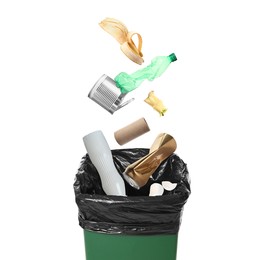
xmin=84 ymin=230 xmax=178 ymax=260
xmin=74 ymin=148 xmax=190 ymax=260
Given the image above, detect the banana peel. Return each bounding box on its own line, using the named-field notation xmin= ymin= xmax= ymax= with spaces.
xmin=99 ymin=18 xmax=144 ymax=65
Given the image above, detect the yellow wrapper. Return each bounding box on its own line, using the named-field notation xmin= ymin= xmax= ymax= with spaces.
xmin=144 ymin=91 xmax=167 ymax=116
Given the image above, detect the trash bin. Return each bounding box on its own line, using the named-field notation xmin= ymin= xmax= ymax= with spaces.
xmin=74 ymin=148 xmax=191 ymax=260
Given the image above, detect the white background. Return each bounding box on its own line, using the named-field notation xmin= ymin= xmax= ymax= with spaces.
xmin=0 ymin=1 xmax=260 ymax=259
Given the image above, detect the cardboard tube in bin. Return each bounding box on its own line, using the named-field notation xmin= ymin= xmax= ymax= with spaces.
xmin=114 ymin=117 xmax=150 ymax=145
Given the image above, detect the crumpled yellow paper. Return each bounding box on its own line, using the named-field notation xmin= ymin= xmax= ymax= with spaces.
xmin=144 ymin=91 xmax=167 ymax=116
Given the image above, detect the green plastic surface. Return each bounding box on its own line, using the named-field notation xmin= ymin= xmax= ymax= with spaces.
xmin=115 ymin=53 xmax=177 ymax=94
xmin=84 ymin=230 xmax=178 ymax=260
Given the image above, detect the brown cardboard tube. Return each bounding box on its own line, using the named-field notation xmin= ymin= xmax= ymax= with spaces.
xmin=114 ymin=117 xmax=150 ymax=145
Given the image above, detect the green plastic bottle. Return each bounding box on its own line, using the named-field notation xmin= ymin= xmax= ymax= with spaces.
xmin=115 ymin=53 xmax=177 ymax=94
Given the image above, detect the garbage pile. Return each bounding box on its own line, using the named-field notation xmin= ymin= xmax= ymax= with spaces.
xmin=74 ymin=17 xmax=191 ymax=236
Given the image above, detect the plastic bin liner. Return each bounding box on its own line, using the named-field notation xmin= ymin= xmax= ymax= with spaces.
xmin=74 ymin=148 xmax=191 ymax=235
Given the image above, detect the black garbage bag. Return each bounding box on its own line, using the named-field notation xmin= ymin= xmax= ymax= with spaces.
xmin=74 ymin=148 xmax=191 ymax=235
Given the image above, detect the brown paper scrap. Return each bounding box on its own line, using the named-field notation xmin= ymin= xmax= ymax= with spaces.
xmin=123 ymin=133 xmax=177 ymax=189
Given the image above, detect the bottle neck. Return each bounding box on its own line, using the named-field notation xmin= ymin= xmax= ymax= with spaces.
xmin=169 ymin=53 xmax=177 ymax=62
